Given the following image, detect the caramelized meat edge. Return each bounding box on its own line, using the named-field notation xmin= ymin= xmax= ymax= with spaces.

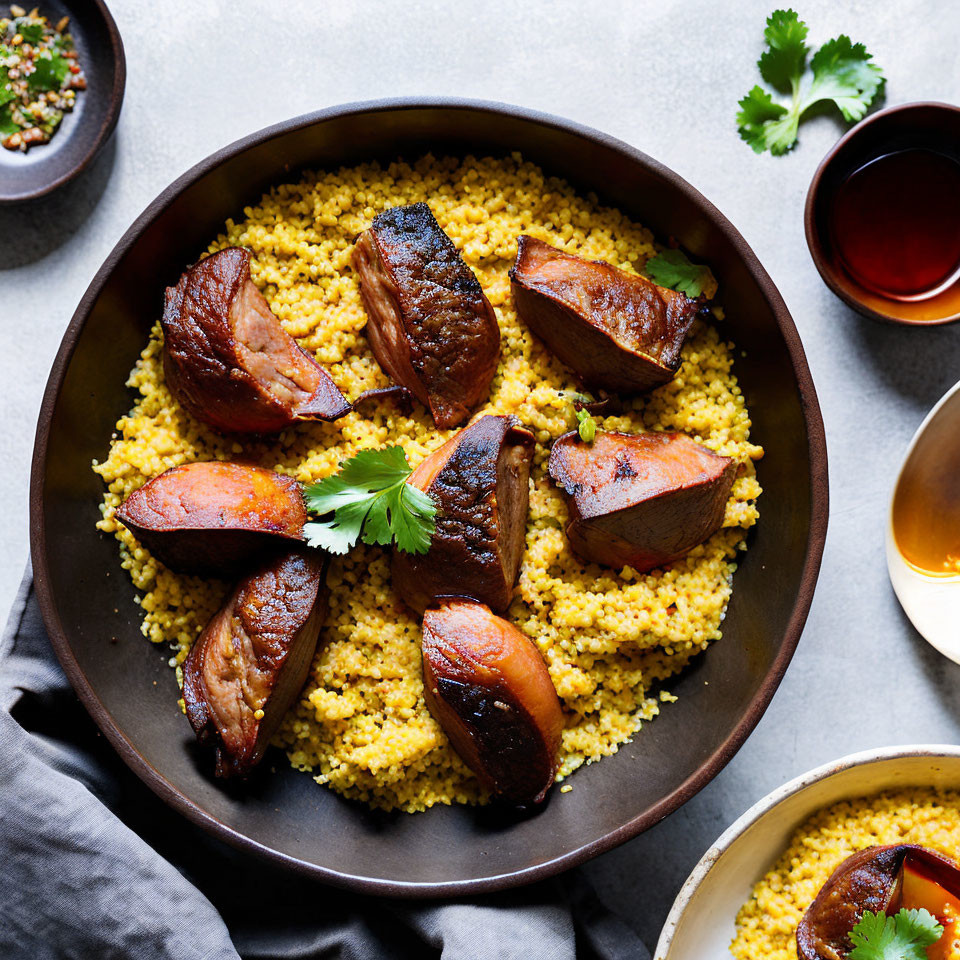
xmin=547 ymin=430 xmax=736 ymax=572
xmin=182 ymin=547 xmax=328 ymax=778
xmin=116 ymin=461 xmax=307 ymax=576
xmin=421 ymin=599 xmax=563 ymax=805
xmin=353 ymin=203 xmax=501 ymax=428
xmin=510 ymin=235 xmax=698 ymax=393
xmin=392 ymin=414 xmax=534 ymax=613
xmin=162 ymin=246 xmax=351 ymax=434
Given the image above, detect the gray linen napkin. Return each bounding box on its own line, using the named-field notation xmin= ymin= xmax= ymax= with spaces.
xmin=0 ymin=562 xmax=650 ymax=960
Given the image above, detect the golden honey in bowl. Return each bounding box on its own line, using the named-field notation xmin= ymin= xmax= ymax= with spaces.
xmin=892 ymin=421 xmax=960 ymax=578
xmin=830 ymin=148 xmax=960 ymax=303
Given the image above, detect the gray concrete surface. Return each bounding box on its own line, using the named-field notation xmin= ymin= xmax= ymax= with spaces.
xmin=2 ymin=0 xmax=958 ymax=949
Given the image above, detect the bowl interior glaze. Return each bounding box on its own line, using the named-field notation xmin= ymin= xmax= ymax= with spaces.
xmin=31 ymin=100 xmax=827 ymax=896
xmin=655 ymin=747 xmax=960 ymax=960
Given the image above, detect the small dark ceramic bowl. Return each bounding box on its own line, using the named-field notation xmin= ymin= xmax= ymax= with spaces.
xmin=31 ymin=98 xmax=828 ymax=896
xmin=805 ymin=102 xmax=960 ymax=325
xmin=0 ymin=0 xmax=124 ymax=204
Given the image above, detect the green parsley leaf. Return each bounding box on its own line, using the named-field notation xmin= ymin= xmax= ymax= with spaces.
xmin=27 ymin=50 xmax=69 ymax=92
xmin=0 ymin=102 xmax=19 ymax=136
xmin=575 ymin=407 xmax=596 ymax=443
xmin=736 ymin=9 xmax=884 ymax=155
xmin=0 ymin=76 xmax=13 ymax=109
xmin=303 ymin=446 xmax=437 ymax=556
xmin=644 ymin=249 xmax=715 ymax=298
xmin=15 ymin=18 xmax=44 ymax=44
xmin=849 ymin=908 xmax=943 ymax=960
xmin=758 ymin=9 xmax=809 ymax=93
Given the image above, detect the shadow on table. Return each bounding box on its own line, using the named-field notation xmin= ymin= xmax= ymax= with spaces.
xmin=0 ymin=135 xmax=116 ymax=270
xmin=839 ymin=304 xmax=959 ymax=408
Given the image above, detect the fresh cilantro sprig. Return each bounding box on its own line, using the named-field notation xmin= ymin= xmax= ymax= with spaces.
xmin=645 ymin=249 xmax=714 ymax=298
xmin=302 ymin=446 xmax=437 ymax=556
xmin=737 ymin=9 xmax=884 ymax=156
xmin=849 ymin=908 xmax=943 ymax=960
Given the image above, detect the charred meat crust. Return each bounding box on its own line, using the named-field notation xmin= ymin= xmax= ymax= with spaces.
xmin=115 ymin=461 xmax=307 ymax=576
xmin=352 ymin=203 xmax=501 ymax=428
xmin=547 ymin=430 xmax=736 ymax=573
xmin=421 ymin=599 xmax=563 ymax=805
xmin=392 ymin=414 xmax=534 ymax=613
xmin=509 ymin=235 xmax=698 ymax=393
xmin=797 ymin=844 xmax=960 ymax=960
xmin=162 ymin=246 xmax=351 ymax=434
xmin=182 ymin=547 xmax=328 ymax=778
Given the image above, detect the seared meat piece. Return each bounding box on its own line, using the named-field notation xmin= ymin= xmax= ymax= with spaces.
xmin=510 ymin=236 xmax=699 ymax=393
xmin=422 ymin=599 xmax=563 ymax=805
xmin=797 ymin=844 xmax=960 ymax=960
xmin=352 ymin=203 xmax=500 ymax=428
xmin=392 ymin=415 xmax=534 ymax=613
xmin=183 ymin=547 xmax=327 ymax=778
xmin=547 ymin=431 xmax=736 ymax=572
xmin=162 ymin=247 xmax=351 ymax=434
xmin=116 ymin=461 xmax=305 ymax=575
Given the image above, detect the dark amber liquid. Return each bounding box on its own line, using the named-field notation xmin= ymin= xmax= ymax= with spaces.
xmin=830 ymin=148 xmax=960 ymax=301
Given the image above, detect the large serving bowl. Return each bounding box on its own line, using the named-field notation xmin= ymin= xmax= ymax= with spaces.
xmin=654 ymin=746 xmax=960 ymax=959
xmin=30 ymin=98 xmax=828 ymax=896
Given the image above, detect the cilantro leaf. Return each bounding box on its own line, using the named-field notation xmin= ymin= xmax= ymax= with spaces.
xmin=758 ymin=9 xmax=808 ymax=93
xmin=736 ymin=10 xmax=884 ymax=156
xmin=15 ymin=18 xmax=44 ymax=44
xmin=0 ymin=78 xmax=13 ymax=109
xmin=849 ymin=908 xmax=943 ymax=960
xmin=644 ymin=248 xmax=715 ymax=298
xmin=303 ymin=446 xmax=437 ymax=556
xmin=27 ymin=50 xmax=69 ymax=92
xmin=0 ymin=103 xmax=19 ymax=136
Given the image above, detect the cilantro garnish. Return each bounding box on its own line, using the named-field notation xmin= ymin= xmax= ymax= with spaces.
xmin=644 ymin=249 xmax=714 ymax=298
xmin=737 ymin=9 xmax=884 ymax=156
xmin=302 ymin=446 xmax=437 ymax=556
xmin=849 ymin=908 xmax=943 ymax=960
xmin=0 ymin=103 xmax=18 ymax=136
xmin=27 ymin=50 xmax=70 ymax=91
xmin=14 ymin=18 xmax=44 ymax=45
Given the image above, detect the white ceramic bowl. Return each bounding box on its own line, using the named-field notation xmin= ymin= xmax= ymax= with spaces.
xmin=654 ymin=745 xmax=960 ymax=960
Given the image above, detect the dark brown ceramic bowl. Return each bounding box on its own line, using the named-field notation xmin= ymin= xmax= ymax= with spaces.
xmin=805 ymin=101 xmax=960 ymax=326
xmin=0 ymin=0 xmax=124 ymax=204
xmin=30 ymin=98 xmax=828 ymax=896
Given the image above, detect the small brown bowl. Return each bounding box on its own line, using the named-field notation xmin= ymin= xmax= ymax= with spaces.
xmin=804 ymin=102 xmax=960 ymax=326
xmin=0 ymin=0 xmax=125 ymax=204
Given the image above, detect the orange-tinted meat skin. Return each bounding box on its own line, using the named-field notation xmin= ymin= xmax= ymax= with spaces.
xmin=352 ymin=203 xmax=500 ymax=428
xmin=182 ymin=547 xmax=327 ymax=778
xmin=547 ymin=430 xmax=736 ymax=572
xmin=116 ymin=461 xmax=306 ymax=575
xmin=797 ymin=845 xmax=960 ymax=960
xmin=392 ymin=415 xmax=534 ymax=613
xmin=421 ymin=599 xmax=563 ymax=805
xmin=162 ymin=246 xmax=351 ymax=434
xmin=510 ymin=235 xmax=698 ymax=393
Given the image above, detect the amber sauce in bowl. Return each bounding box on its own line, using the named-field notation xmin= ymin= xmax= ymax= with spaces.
xmin=806 ymin=103 xmax=960 ymax=324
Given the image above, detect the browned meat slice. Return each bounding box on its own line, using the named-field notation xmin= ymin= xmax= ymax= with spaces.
xmin=392 ymin=414 xmax=534 ymax=613
xmin=797 ymin=844 xmax=960 ymax=959
xmin=352 ymin=203 xmax=500 ymax=428
xmin=182 ymin=547 xmax=327 ymax=778
xmin=116 ymin=461 xmax=305 ymax=575
xmin=162 ymin=247 xmax=351 ymax=434
xmin=422 ymin=599 xmax=563 ymax=805
xmin=510 ymin=236 xmax=699 ymax=393
xmin=547 ymin=430 xmax=736 ymax=572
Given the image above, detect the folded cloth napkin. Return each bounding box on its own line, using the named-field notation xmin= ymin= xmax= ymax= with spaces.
xmin=0 ymin=562 xmax=650 ymax=960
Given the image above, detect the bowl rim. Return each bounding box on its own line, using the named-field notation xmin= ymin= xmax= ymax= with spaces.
xmin=803 ymin=100 xmax=960 ymax=327
xmin=654 ymin=743 xmax=960 ymax=958
xmin=29 ymin=96 xmax=829 ymax=896
xmin=0 ymin=0 xmax=127 ymax=204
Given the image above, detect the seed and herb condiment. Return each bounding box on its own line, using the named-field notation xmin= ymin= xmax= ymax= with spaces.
xmin=0 ymin=5 xmax=85 ymax=152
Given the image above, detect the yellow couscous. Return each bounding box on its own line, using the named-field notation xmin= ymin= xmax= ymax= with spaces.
xmin=731 ymin=788 xmax=960 ymax=959
xmin=92 ymin=153 xmax=763 ymax=812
